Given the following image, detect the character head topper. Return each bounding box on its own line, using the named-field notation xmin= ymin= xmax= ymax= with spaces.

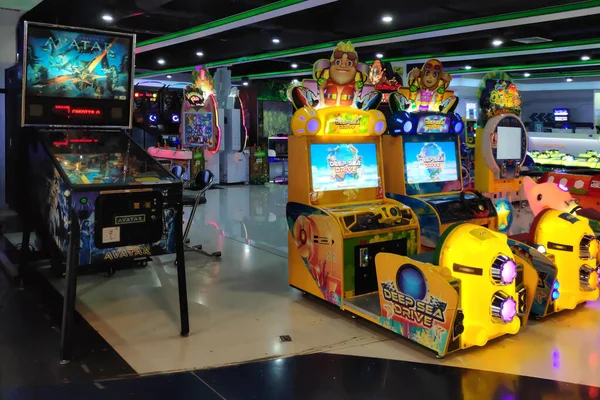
xmin=287 ymin=41 xmax=381 ymax=111
xmin=477 ymin=71 xmax=522 ymax=124
xmin=523 ymin=176 xmax=576 ymax=216
xmin=389 ymin=59 xmax=457 ymax=114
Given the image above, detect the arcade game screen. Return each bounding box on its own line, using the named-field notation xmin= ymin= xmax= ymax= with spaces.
xmin=496 ymin=126 xmax=523 ymax=160
xmin=47 ymin=132 xmax=178 ymax=185
xmin=25 ymin=24 xmax=132 ymax=100
xmin=403 ymin=135 xmax=461 ymax=195
xmin=310 ymin=143 xmax=380 ymax=192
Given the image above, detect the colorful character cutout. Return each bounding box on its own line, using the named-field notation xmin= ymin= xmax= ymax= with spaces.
xmin=288 ymin=42 xmax=381 ymax=111
xmin=477 ymin=72 xmax=522 ymax=124
xmin=390 ymin=59 xmax=457 ymax=114
xmin=182 ymin=66 xmax=221 ymax=151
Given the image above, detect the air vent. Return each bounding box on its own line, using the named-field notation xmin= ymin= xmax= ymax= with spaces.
xmin=512 ymin=37 xmax=553 ymax=44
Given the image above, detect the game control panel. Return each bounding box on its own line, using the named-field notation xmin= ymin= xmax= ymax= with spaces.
xmin=329 ymin=203 xmax=416 ymax=233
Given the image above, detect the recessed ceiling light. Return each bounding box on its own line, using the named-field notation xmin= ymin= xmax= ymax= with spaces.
xmin=196 ymin=51 xmax=204 ymax=57
xmin=291 ymin=63 xmax=298 ymax=69
xmin=102 ymin=14 xmax=113 ymax=22
xmin=167 ymin=75 xmax=172 ymax=79
xmin=464 ymin=65 xmax=472 ymax=70
xmin=492 ymin=39 xmax=503 ymax=47
xmin=382 ymin=15 xmax=393 ymax=23
xmin=242 ymin=81 xmax=249 ymax=86
xmin=581 ymin=55 xmax=591 ymax=61
xmin=376 ymin=53 xmax=383 ymax=59
xmin=272 ymin=38 xmax=280 ymax=44
xmin=523 ymin=72 xmax=531 ymax=77
xmin=566 ymin=77 xmax=573 ymax=82
xmin=157 ymin=59 xmax=165 ymax=65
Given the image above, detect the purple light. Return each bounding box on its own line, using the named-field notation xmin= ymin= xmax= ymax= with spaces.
xmin=307 ymin=119 xmax=319 ymax=133
xmin=500 ymin=260 xmax=517 ymax=284
xmin=374 ymin=120 xmax=385 ymax=133
xmin=501 ymin=297 xmax=517 ymax=323
xmin=558 ymin=183 xmax=568 ymax=192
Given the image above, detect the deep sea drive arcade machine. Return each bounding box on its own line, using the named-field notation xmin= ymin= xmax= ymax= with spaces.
xmin=286 ymin=45 xmax=529 ymax=357
xmin=14 ymin=22 xmax=189 ymax=362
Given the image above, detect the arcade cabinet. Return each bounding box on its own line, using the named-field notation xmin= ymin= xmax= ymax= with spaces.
xmin=286 ymin=45 xmax=528 ymax=357
xmin=384 ymin=60 xmax=497 ymax=249
xmin=474 ymin=72 xmax=599 ymax=315
xmin=15 ymin=22 xmax=189 ymax=361
xmin=181 ymin=66 xmax=223 ymax=181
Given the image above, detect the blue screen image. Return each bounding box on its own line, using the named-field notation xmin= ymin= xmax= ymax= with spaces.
xmin=26 ymin=25 xmax=132 ymax=100
xmin=310 ymin=143 xmax=380 ymax=192
xmin=404 ymin=141 xmax=459 ymax=184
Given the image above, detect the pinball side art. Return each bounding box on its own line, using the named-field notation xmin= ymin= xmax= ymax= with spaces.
xmin=182 ymin=66 xmax=221 ymax=152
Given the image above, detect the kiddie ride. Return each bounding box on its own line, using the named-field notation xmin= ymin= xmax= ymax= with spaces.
xmin=287 ymin=45 xmax=532 ymax=358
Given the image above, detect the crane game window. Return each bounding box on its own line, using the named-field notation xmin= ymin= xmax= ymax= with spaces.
xmin=403 ymin=134 xmax=461 ymax=196
xmin=310 ymin=143 xmax=381 ymax=197
xmin=22 ymin=22 xmax=135 ymax=128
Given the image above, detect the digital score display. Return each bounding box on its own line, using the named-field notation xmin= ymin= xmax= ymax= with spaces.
xmin=53 ymin=105 xmax=103 ymax=118
xmin=553 ymin=108 xmax=569 ymax=122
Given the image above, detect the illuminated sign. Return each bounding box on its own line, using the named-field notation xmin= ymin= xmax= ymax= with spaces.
xmin=52 ymin=138 xmax=99 ymax=147
xmin=324 ymin=112 xmax=369 ymax=134
xmin=419 ymin=115 xmax=449 ymax=133
xmin=114 ymin=215 xmax=146 ymax=225
xmin=554 ymin=108 xmax=569 ymax=122
xmin=52 ymin=105 xmax=103 ymax=118
xmin=103 ymin=247 xmax=152 ymax=261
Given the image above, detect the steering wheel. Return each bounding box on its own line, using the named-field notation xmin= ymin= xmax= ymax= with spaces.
xmin=460 ymin=189 xmax=491 ymax=218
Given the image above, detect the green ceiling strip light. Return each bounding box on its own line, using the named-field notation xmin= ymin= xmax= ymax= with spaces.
xmin=137 ymin=0 xmax=304 ymax=47
xmin=135 ymin=0 xmax=600 ymax=77
xmin=513 ymin=70 xmax=600 ymax=79
xmin=231 ymin=68 xmax=312 ymax=80
xmin=381 ymin=38 xmax=600 ymax=63
xmin=451 ymin=59 xmax=600 ymax=74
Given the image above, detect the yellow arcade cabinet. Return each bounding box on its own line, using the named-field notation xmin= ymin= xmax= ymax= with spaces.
xmin=286 ymin=45 xmax=529 ymax=358
xmin=474 ymin=72 xmax=600 ymax=317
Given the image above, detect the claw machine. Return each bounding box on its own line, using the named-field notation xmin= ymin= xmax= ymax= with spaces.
xmin=13 ymin=21 xmax=189 ymax=362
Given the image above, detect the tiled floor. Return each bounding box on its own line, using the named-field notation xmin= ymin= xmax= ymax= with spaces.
xmin=2 ymin=184 xmax=600 ymax=397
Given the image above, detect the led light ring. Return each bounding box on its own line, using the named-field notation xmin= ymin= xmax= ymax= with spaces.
xmin=491 ymin=255 xmax=517 ymax=285
xmin=579 ymin=264 xmax=599 ymax=291
xmin=490 ymin=291 xmax=517 ymax=324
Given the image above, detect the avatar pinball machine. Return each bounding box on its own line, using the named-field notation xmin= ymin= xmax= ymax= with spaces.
xmin=11 ymin=22 xmax=189 ymax=362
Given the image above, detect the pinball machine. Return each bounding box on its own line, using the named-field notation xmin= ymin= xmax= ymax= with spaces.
xmin=11 ymin=21 xmax=189 ymax=362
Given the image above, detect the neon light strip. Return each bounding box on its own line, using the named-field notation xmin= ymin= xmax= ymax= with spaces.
xmin=240 ymin=96 xmax=249 ymax=152
xmin=209 ymin=93 xmax=222 ymax=154
xmin=135 ymin=2 xmax=600 ymax=78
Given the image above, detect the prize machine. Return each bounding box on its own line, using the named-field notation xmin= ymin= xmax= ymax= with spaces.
xmin=384 ymin=59 xmax=498 ymax=250
xmin=12 ymin=22 xmax=189 ymax=361
xmin=181 ymin=66 xmax=223 ymax=181
xmin=286 ymin=44 xmax=528 ymax=358
xmin=220 ymin=86 xmax=250 ymax=184
xmin=473 ymin=72 xmax=600 ymax=315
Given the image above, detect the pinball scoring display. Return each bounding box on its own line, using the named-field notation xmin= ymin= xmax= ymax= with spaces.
xmin=22 ymin=22 xmax=135 ymax=127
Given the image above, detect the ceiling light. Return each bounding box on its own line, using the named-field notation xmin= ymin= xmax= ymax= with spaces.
xmin=167 ymin=75 xmax=172 ymax=79
xmin=376 ymin=53 xmax=383 ymax=59
xmin=382 ymin=15 xmax=393 ymax=23
xmin=102 ymin=14 xmax=113 ymax=22
xmin=291 ymin=63 xmax=298 ymax=69
xmin=566 ymin=77 xmax=573 ymax=82
xmin=464 ymin=65 xmax=472 ymax=70
xmin=492 ymin=39 xmax=503 ymax=47
xmin=196 ymin=51 xmax=204 ymax=57
xmin=292 ymin=79 xmax=299 ymax=84
xmin=242 ymin=76 xmax=249 ymax=86
xmin=272 ymin=38 xmax=280 ymax=44
xmin=523 ymin=72 xmax=531 ymax=77
xmin=157 ymin=58 xmax=165 ymax=65
xmin=242 ymin=82 xmax=249 ymax=86
xmin=581 ymin=55 xmax=591 ymax=61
